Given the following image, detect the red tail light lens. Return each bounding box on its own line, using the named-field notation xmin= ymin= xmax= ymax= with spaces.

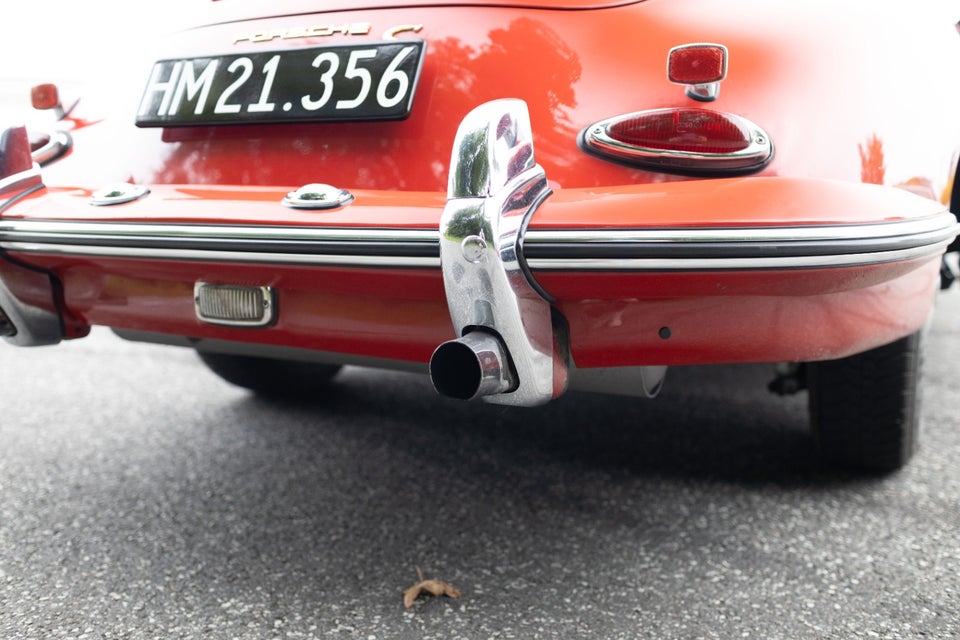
xmin=581 ymin=108 xmax=773 ymax=174
xmin=608 ymin=109 xmax=751 ymax=154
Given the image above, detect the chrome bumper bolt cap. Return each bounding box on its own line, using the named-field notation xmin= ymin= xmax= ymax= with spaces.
xmin=283 ymin=183 xmax=354 ymax=210
xmin=90 ymin=183 xmax=149 ymax=206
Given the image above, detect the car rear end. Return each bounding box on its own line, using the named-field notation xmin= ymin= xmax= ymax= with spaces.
xmin=1 ymin=0 xmax=959 ymax=469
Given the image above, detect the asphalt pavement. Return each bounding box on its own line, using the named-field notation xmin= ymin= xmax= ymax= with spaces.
xmin=1 ymin=288 xmax=959 ymax=639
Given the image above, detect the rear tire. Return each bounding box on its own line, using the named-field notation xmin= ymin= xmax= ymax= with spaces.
xmin=196 ymin=351 xmax=342 ymax=398
xmin=807 ymin=331 xmax=923 ymax=473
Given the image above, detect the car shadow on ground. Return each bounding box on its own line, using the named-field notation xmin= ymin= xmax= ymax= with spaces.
xmin=236 ymin=360 xmax=866 ymax=489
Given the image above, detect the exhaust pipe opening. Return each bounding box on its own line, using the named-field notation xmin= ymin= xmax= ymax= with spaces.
xmin=430 ymin=331 xmax=516 ymax=400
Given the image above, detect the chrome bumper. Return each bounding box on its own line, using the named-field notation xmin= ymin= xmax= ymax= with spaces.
xmin=0 ymin=204 xmax=955 ymax=272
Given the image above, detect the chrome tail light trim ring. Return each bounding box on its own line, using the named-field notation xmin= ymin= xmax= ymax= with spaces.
xmin=580 ymin=109 xmax=773 ymax=175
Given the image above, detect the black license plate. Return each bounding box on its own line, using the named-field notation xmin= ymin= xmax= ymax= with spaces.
xmin=136 ymin=41 xmax=425 ymax=127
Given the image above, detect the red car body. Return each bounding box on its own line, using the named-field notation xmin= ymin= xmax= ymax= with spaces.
xmin=2 ymin=0 xmax=959 ymax=470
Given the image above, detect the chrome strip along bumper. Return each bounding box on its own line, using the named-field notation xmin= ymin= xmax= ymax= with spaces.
xmin=0 ymin=212 xmax=956 ymax=271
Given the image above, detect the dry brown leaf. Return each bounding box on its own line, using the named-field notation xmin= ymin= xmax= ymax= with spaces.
xmin=402 ymin=566 xmax=462 ymax=609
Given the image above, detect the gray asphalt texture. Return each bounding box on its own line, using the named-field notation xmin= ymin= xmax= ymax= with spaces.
xmin=2 ymin=289 xmax=959 ymax=640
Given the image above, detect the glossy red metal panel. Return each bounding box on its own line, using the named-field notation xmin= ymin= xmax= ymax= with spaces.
xmin=541 ymin=257 xmax=941 ymax=367
xmin=8 ymin=176 xmax=945 ymax=232
xmin=33 ymin=256 xmax=454 ymax=362
xmin=6 ymin=185 xmax=445 ymax=228
xmin=530 ymin=177 xmax=948 ymax=230
xmin=2 ymin=244 xmax=938 ymax=366
xmin=53 ymin=0 xmax=959 ymax=198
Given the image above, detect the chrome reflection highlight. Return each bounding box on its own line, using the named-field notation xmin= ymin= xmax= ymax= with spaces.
xmin=438 ymin=98 xmax=566 ymax=406
xmin=283 ymin=183 xmax=354 ymax=210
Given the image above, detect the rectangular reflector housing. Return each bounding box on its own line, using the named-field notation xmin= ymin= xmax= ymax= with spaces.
xmin=194 ymin=283 xmax=275 ymax=328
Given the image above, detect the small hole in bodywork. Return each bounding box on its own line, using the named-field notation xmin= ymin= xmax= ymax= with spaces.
xmin=659 ymin=327 xmax=672 ymax=340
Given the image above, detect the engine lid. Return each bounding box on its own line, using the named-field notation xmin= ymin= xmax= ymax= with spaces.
xmin=205 ymin=0 xmax=644 ymax=24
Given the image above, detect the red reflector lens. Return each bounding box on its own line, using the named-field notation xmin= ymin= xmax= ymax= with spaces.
xmin=668 ymin=44 xmax=727 ymax=85
xmin=30 ymin=84 xmax=61 ymax=111
xmin=607 ymin=109 xmax=751 ymax=154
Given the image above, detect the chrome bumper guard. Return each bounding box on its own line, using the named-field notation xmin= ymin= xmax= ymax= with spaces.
xmin=432 ymin=99 xmax=568 ymax=406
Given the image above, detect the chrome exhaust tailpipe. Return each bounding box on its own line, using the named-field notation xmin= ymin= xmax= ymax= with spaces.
xmin=430 ymin=331 xmax=517 ymax=400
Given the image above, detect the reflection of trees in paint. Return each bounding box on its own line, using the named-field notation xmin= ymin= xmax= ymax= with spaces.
xmin=146 ymin=18 xmax=583 ymax=192
xmin=858 ymin=134 xmax=885 ymax=185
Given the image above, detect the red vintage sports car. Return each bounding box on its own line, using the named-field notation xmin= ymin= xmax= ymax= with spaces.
xmin=1 ymin=0 xmax=958 ymax=472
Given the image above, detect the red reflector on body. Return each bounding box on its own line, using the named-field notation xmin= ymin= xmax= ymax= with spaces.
xmin=30 ymin=84 xmax=61 ymax=111
xmin=668 ymin=44 xmax=727 ymax=85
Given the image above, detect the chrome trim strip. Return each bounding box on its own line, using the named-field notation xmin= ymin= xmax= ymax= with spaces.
xmin=524 ymin=242 xmax=954 ymax=272
xmin=0 ymin=211 xmax=955 ymax=271
xmin=521 ymin=212 xmax=960 ymax=270
xmin=525 ymin=214 xmax=956 ymax=245
xmin=0 ymin=220 xmax=438 ymax=243
xmin=0 ymin=221 xmax=440 ymax=266
xmin=0 ymin=242 xmax=440 ymax=268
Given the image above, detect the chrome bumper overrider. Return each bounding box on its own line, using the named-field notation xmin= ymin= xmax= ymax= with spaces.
xmin=431 ymin=99 xmax=565 ymax=406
